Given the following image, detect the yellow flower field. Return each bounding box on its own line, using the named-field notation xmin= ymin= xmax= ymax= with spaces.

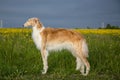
xmin=0 ymin=28 xmax=31 ymax=34
xmin=75 ymin=29 xmax=120 ymax=35
xmin=0 ymin=28 xmax=120 ymax=36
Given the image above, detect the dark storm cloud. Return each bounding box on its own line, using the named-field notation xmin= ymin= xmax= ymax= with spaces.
xmin=0 ymin=0 xmax=120 ymax=28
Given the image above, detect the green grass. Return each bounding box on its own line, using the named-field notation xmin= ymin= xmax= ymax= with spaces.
xmin=0 ymin=30 xmax=120 ymax=80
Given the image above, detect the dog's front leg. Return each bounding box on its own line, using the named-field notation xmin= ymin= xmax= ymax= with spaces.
xmin=41 ymin=49 xmax=48 ymax=74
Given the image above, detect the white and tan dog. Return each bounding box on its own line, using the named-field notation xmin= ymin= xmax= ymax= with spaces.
xmin=23 ymin=18 xmax=90 ymax=76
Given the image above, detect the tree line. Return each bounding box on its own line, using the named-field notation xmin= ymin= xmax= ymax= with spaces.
xmin=98 ymin=24 xmax=120 ymax=29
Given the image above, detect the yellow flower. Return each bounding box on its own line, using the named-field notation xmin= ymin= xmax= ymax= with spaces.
xmin=74 ymin=29 xmax=120 ymax=35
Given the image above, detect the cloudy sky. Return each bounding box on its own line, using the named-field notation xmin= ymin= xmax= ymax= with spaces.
xmin=0 ymin=0 xmax=120 ymax=28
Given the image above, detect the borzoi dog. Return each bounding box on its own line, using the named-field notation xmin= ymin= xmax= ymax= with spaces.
xmin=23 ymin=18 xmax=90 ymax=76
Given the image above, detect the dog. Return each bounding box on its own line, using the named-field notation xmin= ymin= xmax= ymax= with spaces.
xmin=23 ymin=17 xmax=90 ymax=76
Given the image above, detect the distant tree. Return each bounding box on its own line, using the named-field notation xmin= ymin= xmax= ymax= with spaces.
xmin=98 ymin=24 xmax=120 ymax=29
xmin=98 ymin=27 xmax=102 ymax=29
xmin=75 ymin=27 xmax=79 ymax=29
xmin=106 ymin=24 xmax=120 ymax=29
xmin=87 ymin=26 xmax=91 ymax=29
xmin=111 ymin=26 xmax=119 ymax=29
xmin=106 ymin=24 xmax=111 ymax=29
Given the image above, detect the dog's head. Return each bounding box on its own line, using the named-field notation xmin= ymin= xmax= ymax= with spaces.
xmin=23 ymin=17 xmax=40 ymax=27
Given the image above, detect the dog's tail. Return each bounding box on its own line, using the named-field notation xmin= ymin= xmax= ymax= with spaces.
xmin=82 ymin=39 xmax=89 ymax=57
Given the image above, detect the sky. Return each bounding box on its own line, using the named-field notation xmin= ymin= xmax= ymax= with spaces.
xmin=0 ymin=0 xmax=120 ymax=28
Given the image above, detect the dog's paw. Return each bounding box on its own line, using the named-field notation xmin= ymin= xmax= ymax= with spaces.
xmin=41 ymin=70 xmax=47 ymax=74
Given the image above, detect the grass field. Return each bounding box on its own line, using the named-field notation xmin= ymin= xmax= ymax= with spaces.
xmin=0 ymin=28 xmax=120 ymax=80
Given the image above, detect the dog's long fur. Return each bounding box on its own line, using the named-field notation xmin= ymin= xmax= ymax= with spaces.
xmin=23 ymin=18 xmax=90 ymax=76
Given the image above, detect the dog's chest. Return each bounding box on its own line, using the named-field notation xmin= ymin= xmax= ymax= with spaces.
xmin=32 ymin=27 xmax=42 ymax=50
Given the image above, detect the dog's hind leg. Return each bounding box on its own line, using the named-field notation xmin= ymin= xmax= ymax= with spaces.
xmin=76 ymin=57 xmax=85 ymax=74
xmin=77 ymin=53 xmax=90 ymax=76
xmin=76 ymin=57 xmax=81 ymax=71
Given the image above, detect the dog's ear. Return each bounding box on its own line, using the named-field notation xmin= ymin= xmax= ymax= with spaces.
xmin=34 ymin=18 xmax=39 ymax=23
